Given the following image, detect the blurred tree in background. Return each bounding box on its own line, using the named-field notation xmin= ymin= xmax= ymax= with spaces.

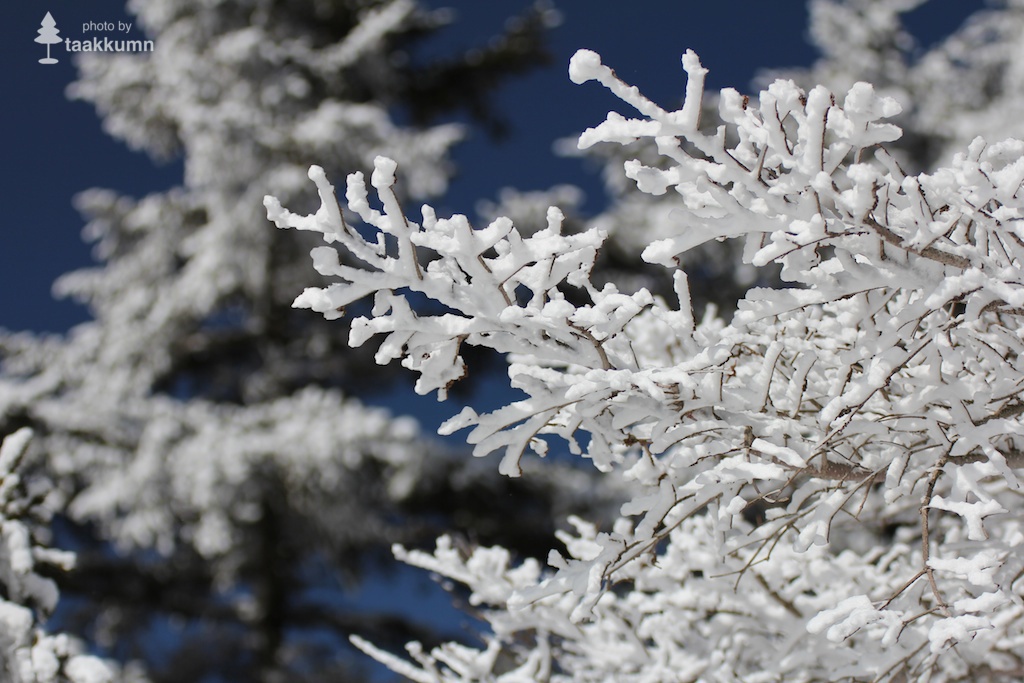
xmin=0 ymin=1 xmax=622 ymax=681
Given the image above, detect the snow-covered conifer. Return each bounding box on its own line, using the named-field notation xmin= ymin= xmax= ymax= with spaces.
xmin=0 ymin=428 xmax=118 ymax=683
xmin=0 ymin=1 xmax=592 ymax=680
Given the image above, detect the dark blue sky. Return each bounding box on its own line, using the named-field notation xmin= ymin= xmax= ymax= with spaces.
xmin=3 ymin=1 xmax=974 ymax=334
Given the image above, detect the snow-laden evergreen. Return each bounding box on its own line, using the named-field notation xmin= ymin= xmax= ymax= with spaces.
xmin=0 ymin=1 xmax=573 ymax=679
xmin=0 ymin=429 xmax=117 ymax=683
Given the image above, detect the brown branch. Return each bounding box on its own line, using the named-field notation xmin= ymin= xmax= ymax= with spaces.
xmin=567 ymin=322 xmax=611 ymax=370
xmin=921 ymin=456 xmax=950 ymax=616
xmin=881 ymin=569 xmax=926 ymax=610
xmin=810 ymin=459 xmax=881 ymax=483
xmin=975 ymin=402 xmax=1024 ymax=426
xmin=752 ymin=570 xmax=802 ymax=618
xmin=863 ymin=214 xmax=971 ymax=269
xmin=947 ymin=447 xmax=1024 ymax=468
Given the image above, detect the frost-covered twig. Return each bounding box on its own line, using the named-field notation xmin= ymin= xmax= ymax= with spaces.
xmin=268 ymin=46 xmax=1024 ymax=682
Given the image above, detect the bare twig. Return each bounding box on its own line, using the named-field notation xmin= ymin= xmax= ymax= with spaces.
xmin=920 ymin=456 xmax=950 ymax=616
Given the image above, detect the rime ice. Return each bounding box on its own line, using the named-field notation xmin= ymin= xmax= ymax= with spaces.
xmin=268 ymin=36 xmax=1024 ymax=679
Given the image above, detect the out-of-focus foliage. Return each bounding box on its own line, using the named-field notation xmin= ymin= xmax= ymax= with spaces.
xmin=0 ymin=1 xmax=620 ymax=681
xmin=0 ymin=429 xmax=119 ymax=683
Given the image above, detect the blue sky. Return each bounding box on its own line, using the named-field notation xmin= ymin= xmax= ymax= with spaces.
xmin=2 ymin=1 xmax=973 ymax=335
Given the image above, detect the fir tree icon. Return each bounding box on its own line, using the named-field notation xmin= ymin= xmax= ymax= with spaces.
xmin=36 ymin=12 xmax=61 ymax=65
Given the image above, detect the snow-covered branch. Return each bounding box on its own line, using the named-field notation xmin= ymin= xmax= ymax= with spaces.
xmin=268 ymin=46 xmax=1024 ymax=682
